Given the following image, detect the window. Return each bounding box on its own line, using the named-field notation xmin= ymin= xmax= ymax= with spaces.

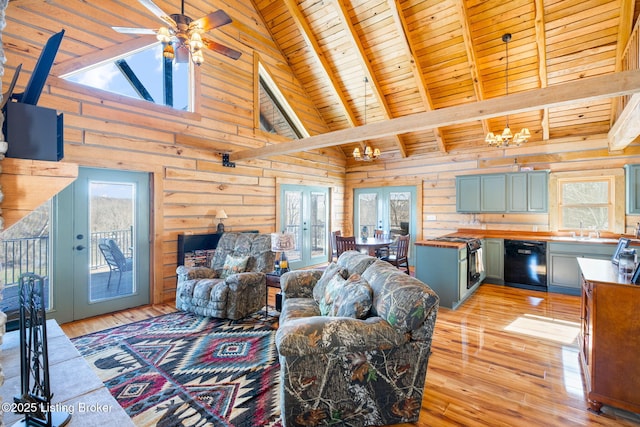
xmin=257 ymin=62 xmax=308 ymax=139
xmin=558 ymin=177 xmax=613 ymax=230
xmin=552 ymin=170 xmax=624 ymax=233
xmin=63 ymin=43 xmax=192 ymax=111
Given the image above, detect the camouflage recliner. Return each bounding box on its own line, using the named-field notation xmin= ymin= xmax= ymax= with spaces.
xmin=176 ymin=232 xmax=275 ymax=320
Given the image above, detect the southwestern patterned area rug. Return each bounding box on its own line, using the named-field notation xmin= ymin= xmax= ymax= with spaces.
xmin=71 ymin=311 xmax=282 ymax=427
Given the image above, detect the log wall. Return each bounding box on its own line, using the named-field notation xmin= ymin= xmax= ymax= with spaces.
xmin=2 ymin=0 xmax=345 ymax=303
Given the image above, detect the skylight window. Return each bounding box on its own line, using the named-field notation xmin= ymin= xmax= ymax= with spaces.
xmin=258 ymin=62 xmax=308 ymax=139
xmin=63 ymin=43 xmax=192 ymax=111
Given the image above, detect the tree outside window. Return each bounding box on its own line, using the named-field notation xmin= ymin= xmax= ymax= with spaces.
xmin=558 ymin=177 xmax=614 ymax=232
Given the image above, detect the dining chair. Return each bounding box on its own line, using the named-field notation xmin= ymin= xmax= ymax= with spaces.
xmin=381 ymin=234 xmax=410 ymax=274
xmin=335 ymin=235 xmax=357 ymax=257
xmin=330 ymin=230 xmax=341 ymax=261
xmin=373 ymin=229 xmax=389 ymax=258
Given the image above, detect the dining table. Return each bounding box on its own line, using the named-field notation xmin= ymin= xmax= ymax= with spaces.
xmin=355 ymin=236 xmax=394 ymax=257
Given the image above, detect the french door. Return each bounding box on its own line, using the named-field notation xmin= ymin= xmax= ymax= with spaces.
xmin=354 ymin=186 xmax=417 ymax=265
xmin=280 ymin=185 xmax=330 ymax=269
xmin=51 ymin=168 xmax=150 ymax=323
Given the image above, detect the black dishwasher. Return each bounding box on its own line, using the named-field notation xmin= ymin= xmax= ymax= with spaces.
xmin=504 ymin=240 xmax=547 ymax=291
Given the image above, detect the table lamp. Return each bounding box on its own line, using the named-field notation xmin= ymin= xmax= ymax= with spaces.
xmin=271 ymin=231 xmax=295 ymax=274
xmin=216 ymin=209 xmax=228 ymax=233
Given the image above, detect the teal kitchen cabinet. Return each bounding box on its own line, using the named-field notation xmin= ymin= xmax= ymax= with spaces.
xmin=416 ymin=244 xmax=478 ymax=309
xmin=625 ymin=164 xmax=640 ymax=214
xmin=456 ymin=175 xmax=480 ymax=212
xmin=547 ymin=241 xmax=616 ymax=295
xmin=527 ymin=171 xmax=548 ymax=212
xmin=456 ymin=171 xmax=547 ymax=213
xmin=507 ymin=171 xmax=548 ymax=212
xmin=481 ymin=174 xmax=506 ymax=212
xmin=483 ymin=238 xmax=504 ymax=282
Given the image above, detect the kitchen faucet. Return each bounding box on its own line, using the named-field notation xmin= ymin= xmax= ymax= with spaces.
xmin=579 ymin=221 xmax=584 ymax=238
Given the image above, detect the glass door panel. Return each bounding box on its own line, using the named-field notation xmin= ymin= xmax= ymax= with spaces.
xmin=310 ymin=191 xmax=328 ymax=259
xmin=357 ymin=192 xmax=378 ymax=237
xmin=389 ymin=191 xmax=411 ymax=239
xmin=283 ymin=189 xmax=302 ymax=263
xmin=89 ymin=181 xmax=136 ymax=302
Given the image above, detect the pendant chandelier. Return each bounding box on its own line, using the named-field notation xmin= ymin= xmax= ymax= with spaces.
xmin=485 ymin=33 xmax=531 ymax=147
xmin=353 ymin=77 xmax=381 ymax=161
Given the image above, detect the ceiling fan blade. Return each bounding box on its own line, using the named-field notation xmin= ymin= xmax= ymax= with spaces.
xmin=191 ymin=9 xmax=232 ymax=32
xmin=202 ymin=37 xmax=242 ymax=60
xmin=175 ymin=45 xmax=190 ymax=63
xmin=137 ymin=0 xmax=176 ymax=28
xmin=112 ymin=26 xmax=158 ymax=35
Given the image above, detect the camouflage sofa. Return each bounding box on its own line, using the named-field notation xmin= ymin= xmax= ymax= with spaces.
xmin=277 ymin=250 xmax=439 ymax=426
xmin=176 ymin=232 xmax=275 ymax=320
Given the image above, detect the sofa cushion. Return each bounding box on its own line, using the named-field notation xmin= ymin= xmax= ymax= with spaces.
xmin=313 ymin=262 xmax=348 ymax=303
xmin=329 ymin=274 xmax=373 ymax=319
xmin=220 ymin=254 xmax=249 ymax=279
xmin=362 ymin=260 xmax=438 ymax=333
xmin=337 ymin=250 xmax=377 ymax=275
xmin=318 ymin=273 xmax=345 ymax=315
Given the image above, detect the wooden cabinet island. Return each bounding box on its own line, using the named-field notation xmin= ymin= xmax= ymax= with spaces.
xmin=576 ymin=258 xmax=640 ymax=414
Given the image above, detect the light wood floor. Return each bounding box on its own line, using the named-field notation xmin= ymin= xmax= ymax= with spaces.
xmin=61 ymin=284 xmax=640 ymax=426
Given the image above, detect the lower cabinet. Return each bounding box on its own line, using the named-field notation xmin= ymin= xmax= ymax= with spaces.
xmin=416 ymin=244 xmax=475 ymax=309
xmin=547 ymin=242 xmax=615 ymax=295
xmin=483 ymin=238 xmax=503 ymax=282
xmin=578 ymin=258 xmax=640 ymax=414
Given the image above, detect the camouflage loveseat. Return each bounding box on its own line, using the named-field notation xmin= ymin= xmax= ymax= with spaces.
xmin=176 ymin=232 xmax=275 ymax=320
xmin=276 ymin=250 xmax=439 ymax=426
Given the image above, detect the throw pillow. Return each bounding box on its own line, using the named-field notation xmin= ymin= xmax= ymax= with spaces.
xmin=329 ymin=274 xmax=373 ymax=319
xmin=318 ymin=273 xmax=346 ymax=316
xmin=313 ymin=262 xmax=348 ymax=303
xmin=220 ymin=254 xmax=249 ymax=279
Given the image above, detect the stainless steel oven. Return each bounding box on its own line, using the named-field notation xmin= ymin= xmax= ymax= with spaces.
xmin=432 ymin=236 xmax=483 ymax=289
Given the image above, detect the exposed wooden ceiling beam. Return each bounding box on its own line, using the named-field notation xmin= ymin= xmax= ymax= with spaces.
xmin=229 ymin=70 xmax=640 ymax=161
xmin=331 ymin=0 xmax=407 ymax=158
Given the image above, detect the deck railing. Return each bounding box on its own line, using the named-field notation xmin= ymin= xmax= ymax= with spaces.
xmin=1 ymin=228 xmax=133 ymax=287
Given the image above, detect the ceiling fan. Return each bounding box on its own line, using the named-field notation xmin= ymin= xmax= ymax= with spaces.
xmin=112 ymin=0 xmax=241 ymax=64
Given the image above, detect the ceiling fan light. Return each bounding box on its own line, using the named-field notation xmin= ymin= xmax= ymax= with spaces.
xmin=189 ymin=32 xmax=203 ymax=51
xmin=163 ymin=43 xmax=175 ymax=60
xmin=191 ymin=49 xmax=204 ymax=65
xmin=157 ymin=27 xmax=171 ymax=43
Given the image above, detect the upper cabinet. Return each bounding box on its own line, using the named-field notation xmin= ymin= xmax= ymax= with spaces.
xmin=456 ymin=171 xmax=548 ymax=213
xmin=456 ymin=175 xmax=481 ymax=212
xmin=625 ymin=164 xmax=640 ymax=214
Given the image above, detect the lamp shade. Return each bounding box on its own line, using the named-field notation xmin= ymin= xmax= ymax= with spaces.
xmin=271 ymin=232 xmax=295 ymax=252
xmin=215 ymin=209 xmax=228 ymax=220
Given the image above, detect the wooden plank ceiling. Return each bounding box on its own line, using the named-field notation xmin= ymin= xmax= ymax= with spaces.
xmin=5 ymin=0 xmax=640 ymax=163
xmin=253 ymin=0 xmax=640 ymax=161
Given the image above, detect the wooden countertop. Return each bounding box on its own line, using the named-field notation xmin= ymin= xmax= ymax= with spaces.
xmin=416 ymin=229 xmax=636 ymax=248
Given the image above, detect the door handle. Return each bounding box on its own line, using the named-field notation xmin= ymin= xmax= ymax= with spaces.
xmin=75 ymin=245 xmax=86 ymax=251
